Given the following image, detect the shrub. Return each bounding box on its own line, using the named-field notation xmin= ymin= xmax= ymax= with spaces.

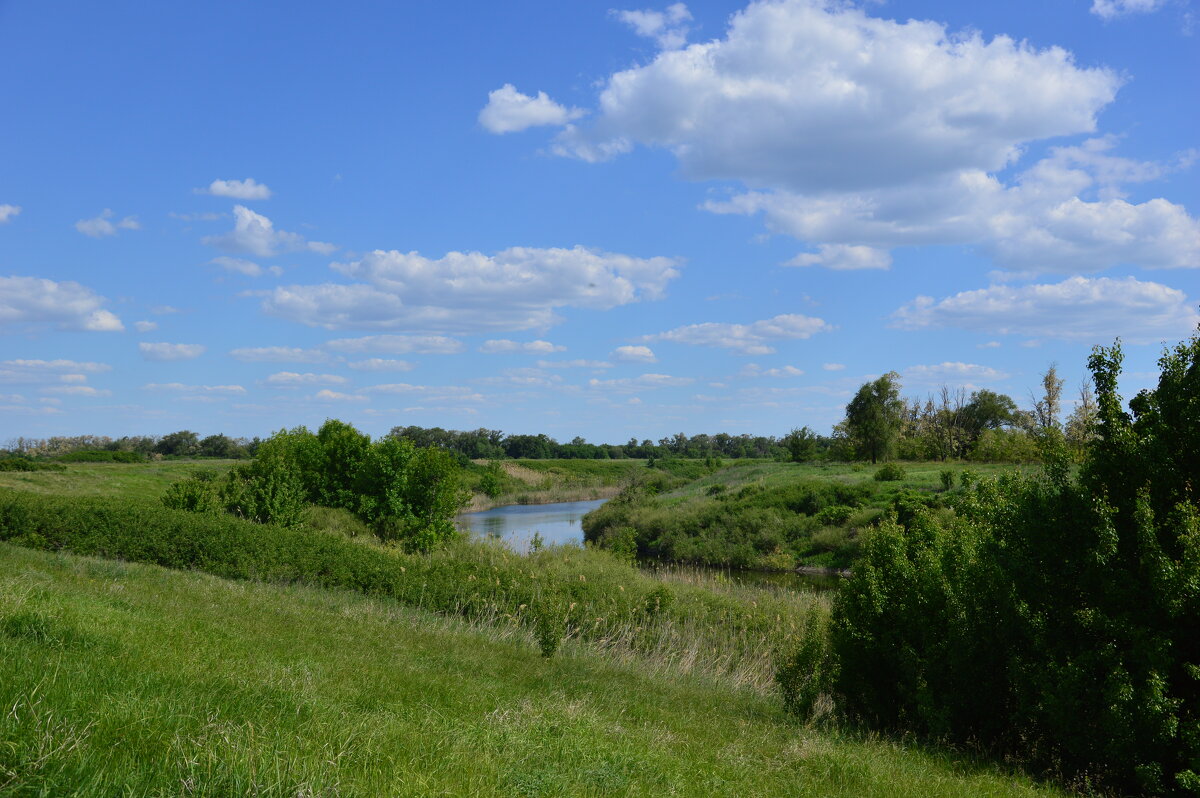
xmin=57 ymin=449 xmax=144 ymax=463
xmin=775 ymin=608 xmax=832 ymax=718
xmin=830 ymin=333 xmax=1200 ymax=795
xmin=872 ymin=463 xmax=905 ymax=481
xmin=814 ymin=505 xmax=854 ymax=526
xmin=0 ymin=458 xmax=66 ymax=472
xmin=939 ymin=469 xmax=954 ymax=491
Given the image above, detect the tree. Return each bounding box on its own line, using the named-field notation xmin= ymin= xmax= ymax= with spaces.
xmin=844 ymin=373 xmax=904 ymax=464
xmin=154 ymin=430 xmax=199 ymax=457
xmin=784 ymin=426 xmax=819 ymax=462
xmin=1031 ymin=364 xmax=1065 ymax=430
xmin=198 ymin=434 xmax=241 ymax=459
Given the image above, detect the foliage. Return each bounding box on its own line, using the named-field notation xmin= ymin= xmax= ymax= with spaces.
xmin=844 ymin=373 xmax=904 ymax=464
xmin=872 ymin=463 xmax=905 ymax=482
xmin=785 ymin=426 xmax=820 ymax=462
xmin=154 ymin=430 xmax=200 ymax=457
xmin=775 ymin=607 xmax=833 ymax=718
xmin=939 ymin=469 xmax=955 ymax=491
xmin=56 ymin=449 xmax=145 ymax=463
xmin=827 ymin=333 xmax=1200 ymax=795
xmin=0 ymin=458 xmax=66 ymax=472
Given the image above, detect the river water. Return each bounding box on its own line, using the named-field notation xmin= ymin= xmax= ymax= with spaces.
xmin=456 ymin=498 xmax=838 ymax=592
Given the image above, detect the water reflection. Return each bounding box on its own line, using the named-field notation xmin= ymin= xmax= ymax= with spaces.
xmin=456 ymin=499 xmax=842 ymax=593
xmin=456 ymin=499 xmax=607 ymax=553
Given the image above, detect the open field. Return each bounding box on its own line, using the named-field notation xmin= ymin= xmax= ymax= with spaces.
xmin=0 ymin=459 xmax=237 ymax=500
xmin=0 ymin=543 xmax=1066 ymax=797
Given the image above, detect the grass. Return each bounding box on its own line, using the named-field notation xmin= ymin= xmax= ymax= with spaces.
xmin=462 ymin=459 xmax=649 ymax=511
xmin=0 ymin=543 xmax=1068 ymax=797
xmin=0 ymin=459 xmax=236 ymax=500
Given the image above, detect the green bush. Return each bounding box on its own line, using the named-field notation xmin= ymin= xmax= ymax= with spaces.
xmin=939 ymin=469 xmax=954 ymax=491
xmin=829 ymin=334 xmax=1200 ymax=796
xmin=0 ymin=458 xmax=66 ymax=472
xmin=872 ymin=463 xmax=905 ymax=481
xmin=814 ymin=505 xmax=854 ymax=526
xmin=57 ymin=450 xmax=144 ymax=463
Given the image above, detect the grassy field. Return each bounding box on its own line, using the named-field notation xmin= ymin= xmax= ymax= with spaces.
xmin=0 ymin=459 xmax=236 ymax=500
xmin=0 ymin=543 xmax=1066 ymax=797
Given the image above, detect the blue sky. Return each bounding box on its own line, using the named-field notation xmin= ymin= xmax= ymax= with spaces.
xmin=1 ymin=0 xmax=1197 ymax=443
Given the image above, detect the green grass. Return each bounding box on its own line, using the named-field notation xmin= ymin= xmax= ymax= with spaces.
xmin=462 ymin=459 xmax=649 ymax=511
xmin=0 ymin=459 xmax=236 ymax=500
xmin=0 ymin=543 xmax=1067 ymax=797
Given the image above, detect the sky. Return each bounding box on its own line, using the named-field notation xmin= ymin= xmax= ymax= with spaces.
xmin=1 ymin=0 xmax=1197 ymax=444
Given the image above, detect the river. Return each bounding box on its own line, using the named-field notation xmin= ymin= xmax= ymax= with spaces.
xmin=455 ymin=498 xmax=839 ymax=592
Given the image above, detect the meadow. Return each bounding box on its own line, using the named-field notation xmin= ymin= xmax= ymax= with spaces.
xmin=0 ymin=457 xmax=1070 ymax=796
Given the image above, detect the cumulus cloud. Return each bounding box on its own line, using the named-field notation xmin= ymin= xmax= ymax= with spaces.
xmin=229 ymin=346 xmax=329 ymax=363
xmin=261 ymin=246 xmax=681 ymax=333
xmin=264 ymin=372 xmax=347 ymax=386
xmin=0 ymin=205 xmax=20 ymax=223
xmin=822 ymin=363 xmax=845 ymax=371
xmin=740 ymin=364 xmax=805 ymax=378
xmin=143 ymin=382 xmax=245 ymax=394
xmin=0 ymin=276 xmax=124 ymax=332
xmin=646 ymin=313 xmax=832 ymax=355
xmin=613 ymin=3 xmax=692 ymax=49
xmin=0 ymin=359 xmax=111 ymax=387
xmin=314 ymin=389 xmax=368 ymax=402
xmin=1091 ymin=0 xmax=1167 ymax=19
xmin=134 ymin=321 xmax=158 ymax=333
xmin=787 ymin=244 xmax=892 ymax=271
xmin=479 ymin=339 xmax=566 ymax=354
xmin=503 ymin=0 xmax=1196 ymax=273
xmin=324 ymin=334 xmax=463 ymax=354
xmin=75 ymin=209 xmax=140 ymax=237
xmin=346 ymin=358 xmax=414 ymax=372
xmin=903 ymin=362 xmax=1010 ymax=384
xmin=199 ymin=178 xmax=272 ymax=200
xmin=203 ymin=205 xmax=334 ymax=257
xmin=892 ymin=276 xmax=1200 ymax=344
xmin=478 ymin=84 xmax=584 ymax=134
xmin=612 ymin=345 xmax=657 ymax=363
xmin=139 ymin=342 xmax=206 ymax=361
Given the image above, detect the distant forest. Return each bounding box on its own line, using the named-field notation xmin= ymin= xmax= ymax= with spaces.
xmin=2 ymin=367 xmax=1089 ymax=465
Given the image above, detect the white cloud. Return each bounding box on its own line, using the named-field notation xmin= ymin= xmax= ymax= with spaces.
xmin=614 ymin=3 xmax=693 ymax=49
xmin=646 ymin=313 xmax=832 ymax=355
xmin=314 ymin=389 xmax=368 ymax=402
xmin=822 ymin=363 xmax=845 ymax=371
xmin=134 ymin=321 xmax=158 ymax=333
xmin=199 ymin=178 xmax=272 ymax=200
xmin=143 ymin=382 xmax=245 ymax=394
xmin=612 ymin=345 xmax=657 ymax=363
xmin=346 ymin=358 xmax=414 ymax=372
xmin=169 ymin=211 xmax=225 ymax=222
xmin=211 ymin=256 xmax=267 ymax=277
xmin=0 ymin=359 xmax=111 ymax=388
xmin=515 ymin=1 xmax=1197 ymax=273
xmin=893 ymin=276 xmax=1200 ymax=344
xmin=59 ymin=374 xmax=87 ymax=384
xmin=0 ymin=205 xmax=20 ymax=223
xmin=536 ymin=359 xmax=613 ymax=369
xmin=1091 ymin=0 xmax=1167 ymax=19
xmin=139 ymin=342 xmax=206 ymax=361
xmin=360 ymin=383 xmax=486 ymax=402
xmin=151 ymin=305 xmax=180 ymax=315
xmin=903 ymin=362 xmax=1010 ymax=384
xmin=740 ymin=363 xmax=805 ymax=378
xmin=324 ymin=334 xmax=463 ymax=354
xmin=586 ymin=373 xmax=694 ymax=392
xmin=261 ymin=246 xmax=681 ymax=333
xmin=264 ymin=372 xmax=347 ymax=386
xmin=229 ymin=346 xmax=329 ymax=363
xmin=977 ymin=341 xmax=1001 ymax=349
xmin=479 ymin=339 xmax=566 ymax=354
xmin=787 ymin=244 xmax=891 ymax=271
xmin=75 ymin=209 xmax=140 ymax=237
xmin=203 ymin=205 xmax=334 ymax=257
xmin=39 ymin=385 xmax=110 ymax=397
xmin=0 ymin=276 xmax=124 ymax=332
xmin=478 ymin=84 xmax=584 ymax=134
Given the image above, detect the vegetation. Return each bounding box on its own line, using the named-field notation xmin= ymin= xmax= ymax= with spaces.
xmin=162 ymin=420 xmax=466 ymax=548
xmin=794 ymin=333 xmax=1200 ymax=796
xmin=0 ymin=544 xmax=1065 ymax=797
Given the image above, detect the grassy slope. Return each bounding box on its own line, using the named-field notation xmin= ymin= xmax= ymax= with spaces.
xmin=0 ymin=544 xmax=1063 ymax=798
xmin=0 ymin=459 xmax=236 ymax=500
